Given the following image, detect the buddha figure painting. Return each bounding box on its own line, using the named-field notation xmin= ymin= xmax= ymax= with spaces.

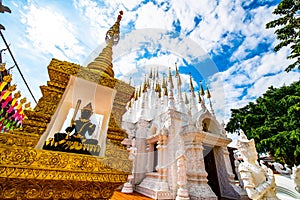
xmin=43 ymin=100 xmax=103 ymax=156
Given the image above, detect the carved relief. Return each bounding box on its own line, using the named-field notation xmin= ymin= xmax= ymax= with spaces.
xmin=0 ymin=56 xmax=134 ymax=199
xmin=0 ymin=178 xmax=121 ymax=200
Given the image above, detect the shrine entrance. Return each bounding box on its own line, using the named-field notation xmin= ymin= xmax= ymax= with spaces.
xmin=204 ymin=146 xmax=221 ymax=198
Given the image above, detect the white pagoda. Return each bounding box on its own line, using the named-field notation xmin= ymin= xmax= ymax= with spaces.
xmin=121 ymin=64 xmax=248 ymax=200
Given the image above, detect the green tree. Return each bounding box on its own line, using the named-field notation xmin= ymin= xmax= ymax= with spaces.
xmin=266 ymin=0 xmax=300 ymax=72
xmin=226 ymin=80 xmax=300 ymax=165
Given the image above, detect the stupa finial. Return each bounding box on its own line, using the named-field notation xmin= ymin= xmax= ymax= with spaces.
xmin=175 ymin=63 xmax=181 ymax=86
xmin=86 ymin=11 xmax=123 ymax=78
xmin=200 ymin=81 xmax=205 ymax=96
xmin=168 ymin=67 xmax=174 ymax=89
xmin=206 ymin=84 xmax=211 ymax=99
xmin=189 ymin=74 xmax=195 ymax=97
xmin=105 ymin=10 xmax=123 ymax=46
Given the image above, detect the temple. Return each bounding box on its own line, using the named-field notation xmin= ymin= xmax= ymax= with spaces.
xmin=121 ymin=66 xmax=248 ymax=199
xmin=2 ymin=6 xmax=299 ymax=200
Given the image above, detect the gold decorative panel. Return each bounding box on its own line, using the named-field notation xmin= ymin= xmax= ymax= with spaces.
xmin=0 ymin=58 xmax=135 ymax=199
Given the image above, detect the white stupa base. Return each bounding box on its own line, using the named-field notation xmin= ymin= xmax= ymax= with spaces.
xmin=176 ymin=188 xmax=190 ymax=200
xmin=121 ymin=182 xmax=133 ymax=193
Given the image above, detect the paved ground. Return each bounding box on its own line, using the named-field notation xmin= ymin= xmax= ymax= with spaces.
xmin=112 ymin=178 xmax=300 ymax=200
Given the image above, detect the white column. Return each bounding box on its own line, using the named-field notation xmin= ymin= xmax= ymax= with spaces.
xmin=155 ymin=134 xmax=169 ymax=191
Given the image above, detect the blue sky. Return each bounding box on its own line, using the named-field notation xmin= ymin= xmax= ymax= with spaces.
xmin=1 ymin=0 xmax=299 ymax=123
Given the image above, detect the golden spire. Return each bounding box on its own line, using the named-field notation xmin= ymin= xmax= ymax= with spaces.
xmin=175 ymin=63 xmax=181 ymax=86
xmin=155 ymin=81 xmax=159 ymax=92
xmin=157 ymin=82 xmax=161 ymax=98
xmin=206 ymin=84 xmax=211 ymax=99
xmin=134 ymin=88 xmax=138 ymax=101
xmin=128 ymin=100 xmax=132 ymax=108
xmin=175 ymin=62 xmax=179 ymax=77
xmin=164 ymin=86 xmax=168 ymax=96
xmin=189 ymin=74 xmax=195 ymax=97
xmin=200 ymin=81 xmax=205 ymax=96
xmin=198 ymin=91 xmax=202 ymax=103
xmin=138 ymin=85 xmax=142 ymax=97
xmin=162 ymin=76 xmax=166 ymax=88
xmin=142 ymin=75 xmax=147 ymax=93
xmin=155 ymin=80 xmax=161 ymax=97
xmin=86 ymin=11 xmax=123 ymax=78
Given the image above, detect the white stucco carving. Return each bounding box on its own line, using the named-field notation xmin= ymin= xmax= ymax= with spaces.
xmin=237 ymin=130 xmax=278 ymax=200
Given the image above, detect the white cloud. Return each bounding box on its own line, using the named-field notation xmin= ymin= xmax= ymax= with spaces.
xmin=3 ymin=0 xmax=300 ymax=123
xmin=209 ymin=47 xmax=299 ymax=123
xmin=134 ymin=2 xmax=174 ymax=30
xmin=21 ymin=4 xmax=85 ymax=62
xmin=231 ymin=5 xmax=277 ymax=62
xmin=246 ymin=72 xmax=299 ymax=99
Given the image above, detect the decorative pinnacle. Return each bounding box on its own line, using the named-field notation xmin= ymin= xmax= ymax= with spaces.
xmin=138 ymin=85 xmax=142 ymax=97
xmin=189 ymin=74 xmax=195 ymax=97
xmin=149 ymin=68 xmax=153 ymax=79
xmin=134 ymin=88 xmax=137 ymax=101
xmin=142 ymin=75 xmax=147 ymax=93
xmin=155 ymin=81 xmax=162 ymax=98
xmin=168 ymin=67 xmax=174 ymax=89
xmin=206 ymin=84 xmax=211 ymax=98
xmin=189 ymin=74 xmax=194 ymax=91
xmin=86 ymin=11 xmax=123 ymax=78
xmin=162 ymin=76 xmax=166 ymax=88
xmin=175 ymin=63 xmax=182 ymax=86
xmin=184 ymin=92 xmax=189 ymax=104
xmin=105 ymin=10 xmax=123 ymax=45
xmin=200 ymin=81 xmax=205 ymax=96
xmin=175 ymin=63 xmax=179 ymax=77
xmin=198 ymin=91 xmax=202 ymax=103
xmin=128 ymin=100 xmax=132 ymax=108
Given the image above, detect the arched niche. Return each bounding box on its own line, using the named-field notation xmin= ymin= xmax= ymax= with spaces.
xmin=196 ymin=111 xmax=221 ymax=135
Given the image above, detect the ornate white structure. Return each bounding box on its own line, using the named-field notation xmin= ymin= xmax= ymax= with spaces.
xmin=121 ymin=138 xmax=137 ymax=193
xmin=121 ymin=65 xmax=248 ymax=199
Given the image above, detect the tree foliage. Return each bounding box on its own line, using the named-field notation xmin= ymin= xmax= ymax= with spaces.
xmin=226 ymin=80 xmax=300 ymax=165
xmin=266 ymin=0 xmax=300 ymax=72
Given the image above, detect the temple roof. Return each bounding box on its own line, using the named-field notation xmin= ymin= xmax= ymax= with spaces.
xmin=122 ymin=66 xmax=215 ymax=123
